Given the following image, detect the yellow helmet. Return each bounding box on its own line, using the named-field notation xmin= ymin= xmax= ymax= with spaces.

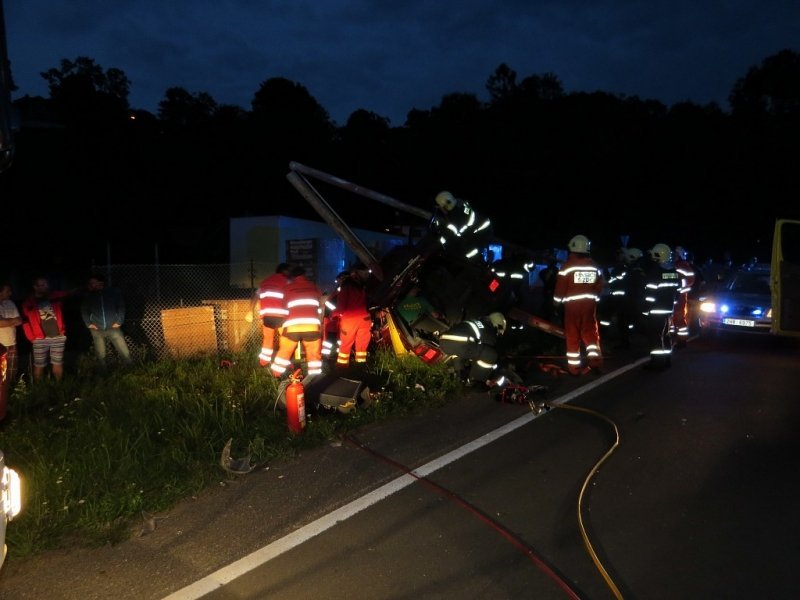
xmin=435 ymin=191 xmax=457 ymax=211
xmin=624 ymin=248 xmax=643 ymax=264
xmin=649 ymin=243 xmax=672 ymax=264
xmin=487 ymin=312 xmax=507 ymax=336
xmin=568 ymin=234 xmax=591 ymax=253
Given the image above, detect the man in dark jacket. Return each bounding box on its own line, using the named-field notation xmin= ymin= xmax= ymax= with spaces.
xmin=81 ymin=274 xmax=133 ymax=370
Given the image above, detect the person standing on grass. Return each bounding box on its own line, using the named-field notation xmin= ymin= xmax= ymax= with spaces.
xmin=0 ymin=281 xmax=22 ymax=403
xmin=21 ymin=276 xmax=76 ymax=382
xmin=256 ymin=262 xmax=293 ymax=368
xmin=331 ymin=262 xmax=374 ymax=370
xmin=81 ymin=273 xmax=133 ymax=371
xmin=270 ymin=266 xmax=324 ymax=379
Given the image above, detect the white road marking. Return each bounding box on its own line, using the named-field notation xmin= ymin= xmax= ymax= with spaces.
xmin=163 ymin=356 xmax=649 ymax=599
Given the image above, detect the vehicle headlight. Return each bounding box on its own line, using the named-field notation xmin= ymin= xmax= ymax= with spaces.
xmin=699 ymin=300 xmax=717 ymax=314
xmin=2 ymin=466 xmax=21 ymax=520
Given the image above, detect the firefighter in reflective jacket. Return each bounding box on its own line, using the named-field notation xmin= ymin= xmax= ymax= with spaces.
xmin=491 ymin=251 xmax=535 ymax=314
xmin=553 ymin=235 xmax=605 ymax=375
xmin=671 ymin=245 xmax=696 ymax=344
xmin=437 ymin=313 xmax=507 ymax=385
xmin=431 ymin=191 xmax=493 ymax=262
xmin=604 ymin=248 xmax=646 ymax=349
xmin=320 ymin=271 xmax=348 ymax=361
xmin=270 ymin=266 xmax=323 ymax=378
xmin=256 ymin=262 xmax=293 ymax=367
xmin=643 ymin=243 xmax=681 ymax=369
xmin=331 ymin=263 xmax=373 ymax=369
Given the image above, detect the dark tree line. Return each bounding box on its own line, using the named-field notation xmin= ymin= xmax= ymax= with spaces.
xmin=2 ymin=50 xmax=800 ymax=272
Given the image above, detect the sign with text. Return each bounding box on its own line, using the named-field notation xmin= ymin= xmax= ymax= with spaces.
xmin=286 ymin=239 xmax=317 ymax=282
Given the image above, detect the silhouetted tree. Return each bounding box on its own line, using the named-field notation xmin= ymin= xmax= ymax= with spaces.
xmin=251 ymin=77 xmax=332 ymax=130
xmin=157 ymin=87 xmax=218 ymax=127
xmin=518 ymin=72 xmax=564 ymax=102
xmin=729 ymin=49 xmax=800 ymax=117
xmin=40 ymin=56 xmax=130 ymax=121
xmin=486 ymin=63 xmax=518 ymax=103
xmin=250 ymin=76 xmax=334 ymax=163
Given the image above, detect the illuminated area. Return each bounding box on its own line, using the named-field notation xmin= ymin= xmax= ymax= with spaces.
xmin=0 ymin=450 xmax=22 ymax=570
xmin=2 ymin=465 xmax=21 ymax=518
xmin=696 ymin=265 xmax=773 ymax=335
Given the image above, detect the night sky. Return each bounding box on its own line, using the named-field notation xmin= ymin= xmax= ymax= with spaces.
xmin=5 ymin=1 xmax=799 ymax=125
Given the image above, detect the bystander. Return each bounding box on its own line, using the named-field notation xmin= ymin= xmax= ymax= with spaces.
xmin=81 ymin=274 xmax=133 ymax=371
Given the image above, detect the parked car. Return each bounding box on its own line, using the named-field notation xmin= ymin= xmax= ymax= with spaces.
xmin=697 ymin=263 xmax=773 ymax=335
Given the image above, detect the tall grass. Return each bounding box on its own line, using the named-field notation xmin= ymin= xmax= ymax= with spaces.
xmin=0 ymin=348 xmax=463 ymax=561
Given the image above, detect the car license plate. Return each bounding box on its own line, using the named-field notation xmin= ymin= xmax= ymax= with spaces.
xmin=723 ymin=318 xmax=755 ymax=327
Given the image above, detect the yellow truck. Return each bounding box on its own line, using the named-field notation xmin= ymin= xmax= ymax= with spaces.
xmin=771 ymin=218 xmax=800 ymax=338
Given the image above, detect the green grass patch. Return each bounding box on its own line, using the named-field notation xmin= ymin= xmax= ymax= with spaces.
xmin=0 ymin=348 xmax=464 ymax=561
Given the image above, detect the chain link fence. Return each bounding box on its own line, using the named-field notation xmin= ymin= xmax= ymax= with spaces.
xmin=96 ymin=262 xmax=271 ymax=361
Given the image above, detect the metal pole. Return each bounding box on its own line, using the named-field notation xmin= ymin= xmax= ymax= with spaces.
xmin=0 ymin=0 xmax=16 ymax=173
xmin=288 ymin=162 xmax=433 ymax=221
xmin=286 ymin=170 xmax=384 ymax=281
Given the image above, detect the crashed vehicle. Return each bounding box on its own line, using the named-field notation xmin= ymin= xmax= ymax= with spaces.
xmin=285 ymin=162 xmax=564 ymax=392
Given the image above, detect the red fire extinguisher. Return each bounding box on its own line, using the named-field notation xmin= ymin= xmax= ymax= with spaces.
xmin=285 ymin=368 xmax=306 ymax=434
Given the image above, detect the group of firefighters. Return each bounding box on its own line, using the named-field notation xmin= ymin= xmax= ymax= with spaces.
xmin=256 ymin=261 xmax=375 ymax=380
xmin=554 ymin=234 xmax=697 ymax=374
xmin=254 ymin=189 xmax=510 ymax=385
xmin=256 ymin=258 xmax=510 ymax=387
xmin=255 ymin=187 xmax=698 ymax=387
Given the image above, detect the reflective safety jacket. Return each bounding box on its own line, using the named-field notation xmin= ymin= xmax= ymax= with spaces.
xmin=439 ymin=317 xmax=499 ymax=349
xmin=432 ymin=198 xmax=493 ymax=260
xmin=674 ymin=259 xmax=696 ymax=295
xmin=643 ymin=262 xmax=681 ymax=315
xmin=437 ymin=317 xmax=500 ymax=382
xmin=257 ymin=271 xmax=291 ymax=325
xmin=281 ymin=275 xmax=322 ymax=335
xmin=553 ymin=255 xmax=605 ymax=306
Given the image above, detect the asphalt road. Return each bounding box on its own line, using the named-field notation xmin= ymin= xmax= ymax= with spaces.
xmin=1 ymin=332 xmax=798 ymax=599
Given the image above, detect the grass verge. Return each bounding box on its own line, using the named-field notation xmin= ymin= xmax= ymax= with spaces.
xmin=0 ymin=348 xmax=462 ymax=561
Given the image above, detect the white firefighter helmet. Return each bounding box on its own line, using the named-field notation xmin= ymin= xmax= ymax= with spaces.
xmin=487 ymin=312 xmax=507 ymax=336
xmin=435 ymin=191 xmax=457 ymax=212
xmin=674 ymin=245 xmax=688 ymax=260
xmin=624 ymin=247 xmax=643 ymax=264
xmin=649 ymin=243 xmax=672 ymax=264
xmin=568 ymin=234 xmax=591 ymax=254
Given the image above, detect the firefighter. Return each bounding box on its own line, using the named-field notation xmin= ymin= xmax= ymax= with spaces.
xmin=491 ymin=251 xmax=535 ymax=313
xmin=606 ymin=247 xmax=646 ymax=349
xmin=538 ymin=255 xmax=560 ymax=323
xmin=642 ymin=243 xmax=681 ymax=369
xmin=332 ymin=262 xmax=374 ymax=369
xmin=270 ymin=266 xmax=323 ymax=378
xmin=320 ymin=271 xmax=348 ymax=362
xmin=437 ymin=312 xmax=507 ymax=385
xmin=553 ymin=235 xmax=605 ymax=375
xmin=598 ymin=247 xmax=628 ymax=335
xmin=431 ymin=191 xmax=493 ymax=262
xmin=256 ymin=262 xmax=293 ymax=368
xmin=672 ymin=245 xmax=696 ymax=346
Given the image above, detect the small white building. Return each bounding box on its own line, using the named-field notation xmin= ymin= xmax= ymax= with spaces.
xmin=229 ymin=215 xmax=407 ymax=291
